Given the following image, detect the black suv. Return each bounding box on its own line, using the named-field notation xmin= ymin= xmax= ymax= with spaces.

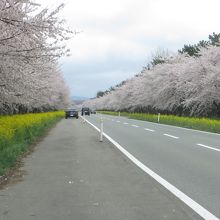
xmin=81 ymin=107 xmax=90 ymax=116
xmin=65 ymin=109 xmax=79 ymax=119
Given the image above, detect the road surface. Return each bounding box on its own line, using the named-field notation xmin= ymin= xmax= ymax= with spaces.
xmin=0 ymin=118 xmax=202 ymax=220
xmin=85 ymin=113 xmax=220 ymax=219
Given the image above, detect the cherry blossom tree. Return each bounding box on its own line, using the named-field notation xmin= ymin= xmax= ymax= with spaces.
xmin=84 ymin=46 xmax=220 ymax=117
xmin=0 ymin=0 xmax=72 ymax=114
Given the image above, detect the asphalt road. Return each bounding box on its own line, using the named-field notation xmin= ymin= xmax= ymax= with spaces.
xmin=0 ymin=118 xmax=203 ymax=220
xmin=85 ymin=113 xmax=220 ymax=219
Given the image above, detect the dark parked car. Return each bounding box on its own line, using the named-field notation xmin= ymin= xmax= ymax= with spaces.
xmin=65 ymin=109 xmax=79 ymax=119
xmin=81 ymin=107 xmax=90 ymax=116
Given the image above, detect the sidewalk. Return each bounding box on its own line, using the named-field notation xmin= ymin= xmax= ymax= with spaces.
xmin=0 ymin=118 xmax=202 ymax=220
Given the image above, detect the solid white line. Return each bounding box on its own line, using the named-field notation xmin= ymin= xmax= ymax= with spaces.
xmin=144 ymin=128 xmax=155 ymax=132
xmin=132 ymin=125 xmax=139 ymax=128
xmin=163 ymin=133 xmax=179 ymax=139
xmin=123 ymin=122 xmax=129 ymax=125
xmin=197 ymin=144 xmax=220 ymax=152
xmin=116 ymin=120 xmax=121 ymax=123
xmin=83 ymin=117 xmax=219 ymax=220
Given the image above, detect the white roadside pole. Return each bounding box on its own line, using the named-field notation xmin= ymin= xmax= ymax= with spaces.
xmin=100 ymin=117 xmax=103 ymax=142
xmin=83 ymin=112 xmax=86 ymax=123
xmin=118 ymin=111 xmax=121 ymax=117
xmin=158 ymin=113 xmax=160 ymax=123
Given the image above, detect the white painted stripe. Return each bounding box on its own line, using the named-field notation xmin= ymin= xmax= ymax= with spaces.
xmin=163 ymin=133 xmax=179 ymax=139
xmin=82 ymin=117 xmax=219 ymax=220
xmin=123 ymin=122 xmax=129 ymax=125
xmin=144 ymin=128 xmax=155 ymax=132
xmin=111 ymin=119 xmax=115 ymax=121
xmin=116 ymin=120 xmax=121 ymax=123
xmin=126 ymin=117 xmax=220 ymax=136
xmin=132 ymin=125 xmax=139 ymax=128
xmin=97 ymin=114 xmax=219 ymax=137
xmin=197 ymin=144 xmax=220 ymax=152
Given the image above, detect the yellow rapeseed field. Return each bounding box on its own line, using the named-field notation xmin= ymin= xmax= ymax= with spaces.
xmin=0 ymin=111 xmax=64 ymax=175
xmin=0 ymin=111 xmax=64 ymax=142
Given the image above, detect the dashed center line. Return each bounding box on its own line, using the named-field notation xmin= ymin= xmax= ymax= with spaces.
xmin=84 ymin=117 xmax=219 ymax=220
xmin=144 ymin=128 xmax=155 ymax=132
xmin=197 ymin=143 xmax=220 ymax=152
xmin=99 ymin=117 xmax=219 ymax=156
xmin=163 ymin=134 xmax=179 ymax=139
xmin=132 ymin=125 xmax=139 ymax=128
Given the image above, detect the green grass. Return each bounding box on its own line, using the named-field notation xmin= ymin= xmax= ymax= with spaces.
xmin=0 ymin=111 xmax=64 ymax=176
xmin=98 ymin=111 xmax=220 ymax=134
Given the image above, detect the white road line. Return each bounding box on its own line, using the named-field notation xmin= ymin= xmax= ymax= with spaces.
xmin=197 ymin=144 xmax=220 ymax=152
xmin=112 ymin=119 xmax=115 ymax=121
xmin=116 ymin=120 xmax=121 ymax=123
xmin=132 ymin=125 xmax=139 ymax=128
xmin=98 ymin=114 xmax=220 ymax=136
xmin=83 ymin=117 xmax=219 ymax=220
xmin=123 ymin=122 xmax=129 ymax=125
xmin=126 ymin=117 xmax=220 ymax=136
xmin=144 ymin=128 xmax=155 ymax=132
xmin=163 ymin=133 xmax=179 ymax=139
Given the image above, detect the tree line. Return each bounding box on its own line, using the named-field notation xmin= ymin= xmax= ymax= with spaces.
xmin=86 ymin=34 xmax=220 ymax=117
xmin=0 ymin=0 xmax=72 ymax=114
xmin=96 ymin=33 xmax=220 ymax=100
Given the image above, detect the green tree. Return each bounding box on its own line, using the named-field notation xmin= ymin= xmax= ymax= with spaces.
xmin=150 ymin=48 xmax=170 ymax=67
xmin=198 ymin=40 xmax=209 ymax=48
xmin=178 ymin=44 xmax=200 ymax=57
xmin=96 ymin=91 xmax=104 ymax=98
xmin=208 ymin=32 xmax=220 ymax=46
xmin=178 ymin=33 xmax=220 ymax=57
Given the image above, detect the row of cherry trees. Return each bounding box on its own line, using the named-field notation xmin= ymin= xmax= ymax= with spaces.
xmin=0 ymin=0 xmax=72 ymax=114
xmin=84 ymin=46 xmax=220 ymax=117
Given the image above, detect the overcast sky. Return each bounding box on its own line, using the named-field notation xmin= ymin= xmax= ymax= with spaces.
xmin=38 ymin=0 xmax=220 ymax=98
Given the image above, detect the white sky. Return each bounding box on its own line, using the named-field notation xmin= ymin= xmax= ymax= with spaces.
xmin=37 ymin=0 xmax=220 ymax=98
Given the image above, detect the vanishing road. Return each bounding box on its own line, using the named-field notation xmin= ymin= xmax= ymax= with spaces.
xmin=85 ymin=114 xmax=220 ymax=219
xmin=0 ymin=115 xmax=219 ymax=220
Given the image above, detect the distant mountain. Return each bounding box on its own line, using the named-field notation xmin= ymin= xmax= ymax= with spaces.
xmin=71 ymin=96 xmax=90 ymax=105
xmin=71 ymin=96 xmax=89 ymax=101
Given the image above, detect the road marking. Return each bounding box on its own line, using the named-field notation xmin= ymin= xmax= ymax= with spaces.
xmin=112 ymin=119 xmax=115 ymax=121
xmin=144 ymin=128 xmax=155 ymax=132
xmin=132 ymin=125 xmax=139 ymax=128
xmin=123 ymin=122 xmax=129 ymax=125
xmin=98 ymin=114 xmax=220 ymax=136
xmin=163 ymin=134 xmax=179 ymax=139
xmin=83 ymin=117 xmax=219 ymax=220
xmin=197 ymin=144 xmax=220 ymax=152
xmin=126 ymin=117 xmax=220 ymax=136
xmin=116 ymin=120 xmax=121 ymax=123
